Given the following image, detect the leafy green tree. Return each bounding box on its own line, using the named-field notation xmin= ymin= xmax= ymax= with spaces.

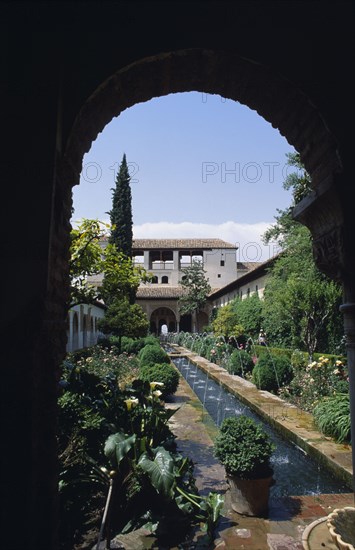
xmin=262 ymin=228 xmax=342 ymax=355
xmin=108 ymin=154 xmax=133 ymax=257
xmin=97 ymin=297 xmax=149 ymax=353
xmin=262 ymin=153 xmax=343 ymax=356
xmin=69 ymin=218 xmax=150 ymax=308
xmin=212 ymin=303 xmax=244 ymax=338
xmin=100 ymin=244 xmax=151 ymax=305
xmin=178 ymin=260 xmax=211 ymax=332
xmin=263 ymin=152 xmax=312 ymax=248
xmin=69 ymin=219 xmax=109 ymax=307
xmin=230 ymin=294 xmax=263 ymax=338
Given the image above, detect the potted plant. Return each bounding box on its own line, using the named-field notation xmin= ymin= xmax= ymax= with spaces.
xmin=214 ymin=415 xmax=275 ymax=516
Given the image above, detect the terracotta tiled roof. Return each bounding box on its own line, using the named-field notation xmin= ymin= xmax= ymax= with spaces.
xmin=136 ymin=286 xmax=187 ymax=298
xmin=136 ymin=285 xmax=221 ymax=299
xmin=132 ymin=238 xmax=235 ymax=249
xmin=237 ymin=261 xmax=262 ymax=271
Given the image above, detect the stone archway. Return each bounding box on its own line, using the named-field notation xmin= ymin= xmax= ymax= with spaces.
xmin=150 ymin=307 xmax=177 ymax=334
xmin=55 ymin=47 xmax=354 ymax=545
xmin=62 ymin=48 xmax=348 ymax=285
xmin=65 ymin=49 xmax=342 ymax=191
xmin=3 ymin=4 xmax=354 ymax=547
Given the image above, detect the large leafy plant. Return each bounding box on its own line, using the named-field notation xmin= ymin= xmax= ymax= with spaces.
xmin=102 ymin=426 xmax=224 ymax=543
xmin=313 ymin=393 xmax=351 ymax=443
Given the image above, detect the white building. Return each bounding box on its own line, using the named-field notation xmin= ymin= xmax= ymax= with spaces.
xmin=66 ymin=302 xmax=106 ymax=352
xmin=208 ymin=255 xmax=278 ymax=308
xmin=83 ymin=237 xmax=275 ymax=337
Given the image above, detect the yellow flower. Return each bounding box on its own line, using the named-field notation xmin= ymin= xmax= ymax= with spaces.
xmin=309 ymin=361 xmax=317 ymax=368
xmin=335 ymin=360 xmax=343 ymax=366
xmin=152 ymin=390 xmax=162 ymax=398
xmin=124 ymin=398 xmax=139 ymax=411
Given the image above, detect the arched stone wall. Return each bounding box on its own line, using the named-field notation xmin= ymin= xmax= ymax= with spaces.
xmin=64 ymin=49 xmax=342 ymax=192
xmin=150 ymin=306 xmax=177 ymax=334
xmin=61 ymin=48 xmax=348 ymax=285
xmin=3 ymin=5 xmax=354 ymax=548
xmin=56 ymin=47 xmax=354 ymax=506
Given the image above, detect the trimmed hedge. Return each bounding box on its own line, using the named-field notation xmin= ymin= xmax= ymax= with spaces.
xmin=252 ymin=345 xmax=293 ymax=360
xmin=227 ymin=349 xmax=254 ymax=377
xmin=121 ymin=335 xmax=159 ymax=355
xmin=138 ymin=344 xmax=171 ymax=367
xmin=139 ymin=363 xmax=180 ymax=398
xmin=252 ymin=354 xmax=293 ymax=392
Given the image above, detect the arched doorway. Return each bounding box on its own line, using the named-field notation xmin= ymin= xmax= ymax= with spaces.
xmin=150 ymin=307 xmax=177 ymax=334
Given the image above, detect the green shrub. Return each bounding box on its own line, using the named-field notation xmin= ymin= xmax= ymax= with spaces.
xmin=138 ymin=344 xmax=171 ymax=367
xmin=290 ymin=349 xmax=308 ymax=370
xmin=214 ymin=415 xmax=275 ymax=479
xmin=121 ymin=335 xmax=159 ymax=355
xmin=252 ymin=354 xmax=293 ymax=392
xmin=227 ymin=349 xmax=254 ymax=377
xmin=313 ymin=393 xmax=351 ymax=443
xmin=253 ymin=345 xmax=293 ymax=360
xmin=139 ymin=363 xmax=180 ymax=398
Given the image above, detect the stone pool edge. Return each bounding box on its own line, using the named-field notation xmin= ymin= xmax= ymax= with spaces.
xmin=169 ymin=346 xmax=354 ymax=492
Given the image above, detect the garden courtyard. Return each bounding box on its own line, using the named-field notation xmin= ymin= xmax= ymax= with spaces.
xmin=58 ymin=335 xmax=354 ymax=550
xmin=59 ymin=125 xmax=355 ymax=550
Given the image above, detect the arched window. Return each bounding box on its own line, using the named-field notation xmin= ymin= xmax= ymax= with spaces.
xmin=152 ymin=276 xmax=158 ymax=284
xmin=161 ymin=275 xmax=169 ymax=283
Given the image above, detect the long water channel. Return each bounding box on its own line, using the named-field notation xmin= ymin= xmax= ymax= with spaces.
xmin=171 ymin=354 xmax=351 ymax=498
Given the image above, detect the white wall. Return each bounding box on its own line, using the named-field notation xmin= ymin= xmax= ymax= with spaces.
xmin=66 ymin=303 xmax=106 ymax=353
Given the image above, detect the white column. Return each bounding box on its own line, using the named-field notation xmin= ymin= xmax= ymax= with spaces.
xmin=173 ymin=250 xmax=179 ymax=270
xmin=67 ymin=310 xmax=75 ymax=352
xmin=144 ymin=250 xmax=150 ymax=270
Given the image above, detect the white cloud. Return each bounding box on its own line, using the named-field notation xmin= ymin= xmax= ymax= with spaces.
xmin=133 ymin=221 xmax=280 ymax=262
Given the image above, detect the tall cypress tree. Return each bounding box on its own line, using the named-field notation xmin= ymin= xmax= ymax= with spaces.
xmin=108 ymin=154 xmax=133 ymax=257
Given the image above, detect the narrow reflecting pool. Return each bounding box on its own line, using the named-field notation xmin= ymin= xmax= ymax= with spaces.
xmin=171 ymin=355 xmax=351 ymax=498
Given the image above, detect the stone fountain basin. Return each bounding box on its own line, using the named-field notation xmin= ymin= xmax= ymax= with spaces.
xmin=327 ymin=507 xmax=355 ymax=550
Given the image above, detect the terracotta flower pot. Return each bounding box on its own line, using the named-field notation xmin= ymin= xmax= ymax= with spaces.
xmin=227 ymin=473 xmax=273 ymax=516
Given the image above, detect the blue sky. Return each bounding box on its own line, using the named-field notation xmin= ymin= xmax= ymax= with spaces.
xmin=72 ymin=92 xmax=295 ymax=261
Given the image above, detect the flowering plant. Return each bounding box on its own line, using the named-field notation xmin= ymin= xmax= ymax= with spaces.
xmin=279 ymin=355 xmax=348 ymax=412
